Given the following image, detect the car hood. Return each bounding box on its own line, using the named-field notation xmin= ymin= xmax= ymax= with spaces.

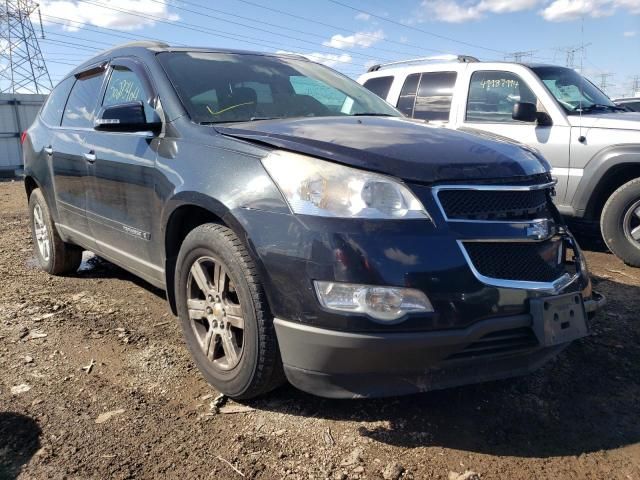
xmin=567 ymin=111 xmax=640 ymax=130
xmin=214 ymin=116 xmax=548 ymax=184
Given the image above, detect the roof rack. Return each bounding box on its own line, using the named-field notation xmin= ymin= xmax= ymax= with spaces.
xmin=367 ymin=55 xmax=479 ymax=72
xmin=112 ymin=41 xmax=170 ymax=49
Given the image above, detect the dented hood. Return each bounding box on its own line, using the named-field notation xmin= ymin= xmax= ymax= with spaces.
xmin=214 ymin=116 xmax=549 ymax=184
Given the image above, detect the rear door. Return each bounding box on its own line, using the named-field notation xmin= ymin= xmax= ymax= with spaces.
xmin=51 ymin=66 xmax=106 ymax=244
xmin=394 ymin=71 xmax=457 ymax=124
xmin=84 ymin=57 xmax=162 ymax=281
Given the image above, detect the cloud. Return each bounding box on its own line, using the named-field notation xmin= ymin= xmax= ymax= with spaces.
xmin=418 ymin=0 xmax=639 ymax=22
xmin=322 ymin=30 xmax=385 ymax=49
xmin=276 ymin=50 xmax=352 ymax=67
xmin=418 ymin=0 xmax=540 ymax=23
xmin=541 ymin=0 xmax=640 ymax=21
xmin=38 ymin=0 xmax=179 ymax=31
xmin=355 ymin=12 xmax=371 ymax=21
xmin=624 ymin=30 xmax=637 ymax=36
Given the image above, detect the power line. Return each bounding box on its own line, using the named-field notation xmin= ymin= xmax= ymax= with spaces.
xmin=326 ymin=0 xmax=505 ymax=55
xmin=155 ymin=0 xmax=422 ymax=59
xmin=596 ymin=72 xmax=615 ymax=92
xmin=75 ymin=0 xmax=390 ymax=67
xmin=505 ymin=50 xmax=536 ymax=63
xmin=224 ymin=0 xmax=441 ymax=55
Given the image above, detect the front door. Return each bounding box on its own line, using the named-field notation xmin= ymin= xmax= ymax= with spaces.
xmin=84 ymin=58 xmax=162 ymax=283
xmin=461 ymin=70 xmax=571 ymax=203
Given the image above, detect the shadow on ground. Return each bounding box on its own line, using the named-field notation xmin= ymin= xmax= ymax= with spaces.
xmin=0 ymin=413 xmax=41 ymax=479
xmin=253 ymin=275 xmax=639 ymax=459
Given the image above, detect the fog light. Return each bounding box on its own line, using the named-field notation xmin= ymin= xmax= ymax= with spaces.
xmin=314 ymin=281 xmax=433 ymax=322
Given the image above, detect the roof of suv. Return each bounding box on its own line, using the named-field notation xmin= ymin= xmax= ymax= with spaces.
xmin=70 ymin=41 xmax=310 ymax=76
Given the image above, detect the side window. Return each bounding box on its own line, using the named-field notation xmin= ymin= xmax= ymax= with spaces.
xmin=40 ymin=76 xmax=75 ymax=126
xmin=362 ymin=76 xmax=394 ymax=100
xmin=62 ymin=70 xmax=105 ymax=128
xmin=466 ymin=71 xmax=537 ymax=123
xmin=414 ymin=72 xmax=457 ymax=122
xmin=396 ymin=73 xmax=420 ymax=117
xmin=103 ymin=66 xmax=147 ymax=106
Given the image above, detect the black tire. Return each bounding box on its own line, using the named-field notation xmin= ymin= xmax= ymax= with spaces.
xmin=175 ymin=223 xmax=284 ymax=399
xmin=28 ymin=188 xmax=83 ymax=275
xmin=601 ymin=178 xmax=640 ymax=267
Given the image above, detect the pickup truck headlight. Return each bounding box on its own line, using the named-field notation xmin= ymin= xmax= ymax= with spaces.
xmin=261 ymin=150 xmax=430 ymax=219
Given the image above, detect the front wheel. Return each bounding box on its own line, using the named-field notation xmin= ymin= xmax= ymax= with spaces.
xmin=601 ymin=178 xmax=640 ymax=267
xmin=174 ymin=223 xmax=284 ymax=399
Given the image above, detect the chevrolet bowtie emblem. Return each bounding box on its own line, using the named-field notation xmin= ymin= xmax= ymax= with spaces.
xmin=527 ymin=219 xmax=551 ymax=240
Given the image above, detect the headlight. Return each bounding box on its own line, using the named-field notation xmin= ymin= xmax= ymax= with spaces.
xmin=261 ymin=150 xmax=430 ymax=219
xmin=314 ymin=281 xmax=434 ymax=322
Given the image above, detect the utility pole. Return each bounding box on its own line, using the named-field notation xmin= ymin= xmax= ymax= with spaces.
xmin=505 ymin=50 xmax=535 ymax=63
xmin=0 ymin=0 xmax=52 ymax=94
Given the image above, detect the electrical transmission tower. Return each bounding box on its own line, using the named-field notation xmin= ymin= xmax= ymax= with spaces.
xmin=0 ymin=0 xmax=52 ymax=94
xmin=505 ymin=50 xmax=535 ymax=63
xmin=558 ymin=44 xmax=591 ymax=69
xmin=631 ymin=76 xmax=640 ymax=96
xmin=597 ymin=73 xmax=615 ymax=93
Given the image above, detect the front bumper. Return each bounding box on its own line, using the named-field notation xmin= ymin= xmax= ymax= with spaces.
xmin=275 ymin=293 xmax=605 ymax=398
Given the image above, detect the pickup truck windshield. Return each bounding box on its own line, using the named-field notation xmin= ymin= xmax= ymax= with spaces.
xmin=531 ymin=66 xmax=617 ymax=114
xmin=158 ymin=52 xmax=401 ymax=124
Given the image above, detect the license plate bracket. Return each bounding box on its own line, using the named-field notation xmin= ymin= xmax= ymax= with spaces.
xmin=530 ymin=292 xmax=588 ymax=347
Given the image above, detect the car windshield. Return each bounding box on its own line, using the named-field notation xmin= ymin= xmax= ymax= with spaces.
xmin=531 ymin=66 xmax=618 ymax=114
xmin=158 ymin=51 xmax=401 ymax=123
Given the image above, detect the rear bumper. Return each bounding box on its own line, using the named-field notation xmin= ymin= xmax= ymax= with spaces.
xmin=274 ymin=293 xmax=604 ymax=399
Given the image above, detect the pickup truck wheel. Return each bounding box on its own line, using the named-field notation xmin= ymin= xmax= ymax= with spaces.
xmin=28 ymin=188 xmax=82 ymax=275
xmin=601 ymin=178 xmax=640 ymax=267
xmin=175 ymin=223 xmax=284 ymax=399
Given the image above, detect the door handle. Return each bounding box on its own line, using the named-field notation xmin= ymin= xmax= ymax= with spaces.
xmin=84 ymin=151 xmax=97 ymax=163
xmin=44 ymin=146 xmax=53 ymax=155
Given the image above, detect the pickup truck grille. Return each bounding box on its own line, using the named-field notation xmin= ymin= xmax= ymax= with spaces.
xmin=437 ymin=188 xmax=550 ymax=221
xmin=463 ymin=239 xmax=565 ymax=282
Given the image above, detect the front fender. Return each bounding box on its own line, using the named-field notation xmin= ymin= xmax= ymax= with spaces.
xmin=569 ymin=144 xmax=640 ymax=216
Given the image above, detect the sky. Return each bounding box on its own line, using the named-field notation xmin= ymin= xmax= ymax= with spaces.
xmin=29 ymin=0 xmax=640 ymax=98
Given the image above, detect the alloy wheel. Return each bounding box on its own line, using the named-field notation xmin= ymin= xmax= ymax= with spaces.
xmin=623 ymin=200 xmax=640 ymax=248
xmin=186 ymin=256 xmax=245 ymax=371
xmin=33 ymin=204 xmax=51 ymax=262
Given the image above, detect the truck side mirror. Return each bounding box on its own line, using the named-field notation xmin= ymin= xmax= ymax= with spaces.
xmin=512 ymin=102 xmax=537 ymax=123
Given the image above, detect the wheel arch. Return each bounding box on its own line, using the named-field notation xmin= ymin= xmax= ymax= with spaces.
xmin=571 ymin=145 xmax=640 ymax=220
xmin=162 ymin=192 xmax=257 ymax=316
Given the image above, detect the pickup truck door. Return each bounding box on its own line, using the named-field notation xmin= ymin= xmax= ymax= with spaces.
xmin=458 ymin=68 xmax=571 ymax=204
xmin=84 ymin=57 xmax=163 ymax=284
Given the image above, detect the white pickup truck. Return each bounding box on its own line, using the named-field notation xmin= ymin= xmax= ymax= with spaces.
xmin=358 ymin=57 xmax=640 ymax=266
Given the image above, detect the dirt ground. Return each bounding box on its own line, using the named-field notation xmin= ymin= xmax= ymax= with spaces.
xmin=1 ymin=178 xmax=639 ymax=480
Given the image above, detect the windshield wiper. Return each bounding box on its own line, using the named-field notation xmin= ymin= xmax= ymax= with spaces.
xmin=573 ymin=103 xmax=628 ymax=113
xmin=200 ymin=116 xmax=284 ymax=125
xmin=351 ymin=113 xmax=394 ymax=117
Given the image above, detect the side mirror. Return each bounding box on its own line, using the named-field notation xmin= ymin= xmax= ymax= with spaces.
xmin=512 ymin=102 xmax=538 ymax=123
xmin=95 ymin=102 xmax=161 ymax=133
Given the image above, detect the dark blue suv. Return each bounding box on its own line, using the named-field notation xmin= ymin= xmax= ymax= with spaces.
xmin=22 ymin=41 xmax=603 ymax=399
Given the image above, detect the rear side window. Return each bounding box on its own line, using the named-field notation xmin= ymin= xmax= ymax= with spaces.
xmin=62 ymin=70 xmax=105 ymax=128
xmin=362 ymin=76 xmax=393 ymax=100
xmin=396 ymin=73 xmax=420 ymax=116
xmin=466 ymin=71 xmax=537 ymax=123
xmin=414 ymin=72 xmax=457 ymax=122
xmin=40 ymin=76 xmax=75 ymax=126
xmin=623 ymin=101 xmax=640 ymax=112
